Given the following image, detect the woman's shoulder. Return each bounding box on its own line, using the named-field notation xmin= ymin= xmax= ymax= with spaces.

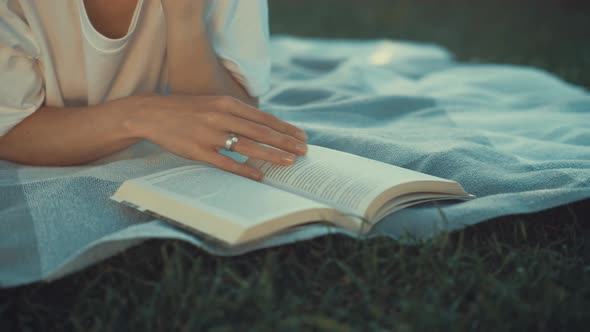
xmin=0 ymin=0 xmax=41 ymax=57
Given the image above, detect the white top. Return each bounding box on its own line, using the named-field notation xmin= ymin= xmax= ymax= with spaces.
xmin=0 ymin=0 xmax=271 ymax=136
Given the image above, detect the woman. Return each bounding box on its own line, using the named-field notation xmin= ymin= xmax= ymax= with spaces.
xmin=0 ymin=0 xmax=308 ymax=181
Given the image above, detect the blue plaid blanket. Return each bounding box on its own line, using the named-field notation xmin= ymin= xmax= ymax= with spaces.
xmin=1 ymin=36 xmax=588 ymax=287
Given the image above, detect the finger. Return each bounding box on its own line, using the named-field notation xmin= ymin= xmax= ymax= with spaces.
xmin=209 ymin=113 xmax=308 ymax=156
xmin=228 ymin=135 xmax=298 ymax=166
xmin=202 ymin=151 xmax=264 ymax=181
xmin=213 ymin=97 xmax=308 ymax=142
xmin=203 ymin=130 xmax=297 ymax=165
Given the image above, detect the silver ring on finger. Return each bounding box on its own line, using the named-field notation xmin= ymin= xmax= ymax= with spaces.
xmin=224 ymin=133 xmax=239 ymax=151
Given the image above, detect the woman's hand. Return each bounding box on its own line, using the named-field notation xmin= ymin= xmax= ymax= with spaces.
xmin=127 ymin=94 xmax=308 ymax=181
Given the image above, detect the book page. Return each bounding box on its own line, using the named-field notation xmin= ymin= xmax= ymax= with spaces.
xmin=137 ymin=164 xmax=331 ymax=228
xmin=245 ymin=145 xmax=460 ymax=217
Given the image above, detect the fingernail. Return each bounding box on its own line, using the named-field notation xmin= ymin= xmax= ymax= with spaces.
xmin=295 ymin=143 xmax=307 ymax=155
xmin=296 ymin=130 xmax=308 ymax=141
xmin=251 ymin=171 xmax=263 ymax=180
xmin=281 ymin=154 xmax=296 ymax=164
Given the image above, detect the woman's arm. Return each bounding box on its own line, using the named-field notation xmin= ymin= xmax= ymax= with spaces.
xmin=0 ymin=99 xmax=140 ymax=166
xmin=162 ymin=1 xmax=258 ymax=106
xmin=0 ymin=94 xmax=307 ymax=180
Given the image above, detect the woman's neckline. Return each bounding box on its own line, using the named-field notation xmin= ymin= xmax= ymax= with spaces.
xmin=78 ymin=0 xmax=145 ymax=52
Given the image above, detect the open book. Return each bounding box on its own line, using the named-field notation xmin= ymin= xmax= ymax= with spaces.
xmin=111 ymin=145 xmax=474 ymax=246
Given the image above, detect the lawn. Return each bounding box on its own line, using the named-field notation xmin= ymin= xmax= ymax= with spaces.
xmin=1 ymin=0 xmax=589 ymax=330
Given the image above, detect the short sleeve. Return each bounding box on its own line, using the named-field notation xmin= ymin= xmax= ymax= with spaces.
xmin=0 ymin=0 xmax=45 ymax=136
xmin=207 ymin=0 xmax=271 ymax=97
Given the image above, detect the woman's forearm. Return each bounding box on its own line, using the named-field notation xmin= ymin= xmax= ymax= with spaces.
xmin=0 ymin=92 xmax=307 ymax=178
xmin=0 ymin=96 xmax=143 ymax=166
xmin=164 ymin=7 xmax=257 ymax=106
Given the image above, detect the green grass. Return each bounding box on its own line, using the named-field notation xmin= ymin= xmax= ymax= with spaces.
xmin=271 ymin=0 xmax=590 ymax=89
xmin=1 ymin=201 xmax=589 ymax=331
xmin=2 ymin=0 xmax=589 ymax=330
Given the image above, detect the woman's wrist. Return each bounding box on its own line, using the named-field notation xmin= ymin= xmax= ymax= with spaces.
xmin=118 ymin=93 xmax=161 ymax=141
